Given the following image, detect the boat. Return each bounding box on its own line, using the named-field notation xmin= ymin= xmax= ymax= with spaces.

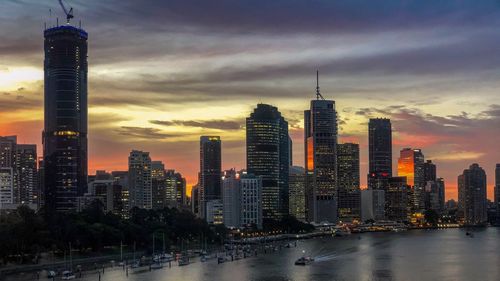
xmin=47 ymin=270 xmax=56 ymax=278
xmin=61 ymin=271 xmax=76 ymax=280
xmin=178 ymin=256 xmax=189 ymax=266
xmin=217 ymin=256 xmax=226 ymax=264
xmin=294 ymin=256 xmax=314 ymax=266
xmin=150 ymin=262 xmax=163 ymax=270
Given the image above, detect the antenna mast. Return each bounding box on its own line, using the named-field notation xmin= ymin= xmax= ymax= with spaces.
xmin=316 ymin=70 xmax=325 ymax=100
xmin=58 ymin=0 xmax=74 ymax=24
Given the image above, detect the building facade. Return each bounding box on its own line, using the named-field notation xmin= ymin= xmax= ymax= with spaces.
xmin=199 ymin=136 xmax=222 ymax=219
xmin=368 ymin=118 xmax=392 ymax=190
xmin=458 ymin=163 xmax=487 ymax=225
xmin=304 ymin=88 xmax=338 ymax=223
xmin=247 ymin=104 xmax=289 ymax=220
xmin=289 ymin=166 xmax=306 ymax=221
xmin=43 ymin=25 xmax=88 ymax=213
xmin=361 ymin=189 xmax=385 ymax=222
xmin=337 ymin=143 xmax=361 ymax=222
xmin=128 ymin=150 xmax=152 ymax=209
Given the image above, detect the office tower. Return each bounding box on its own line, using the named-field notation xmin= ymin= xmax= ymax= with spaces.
xmin=165 ymin=170 xmax=186 ymax=208
xmin=151 ymin=161 xmax=166 ymax=209
xmin=495 ymin=164 xmax=500 ymax=224
xmin=385 ymin=177 xmax=410 ymax=222
xmin=111 ymin=171 xmax=129 ymax=216
xmin=398 ymin=148 xmax=425 ymax=211
xmin=205 ymin=200 xmax=224 ymax=225
xmin=368 ymin=118 xmax=392 ymax=190
xmin=222 ymin=169 xmax=240 ymax=228
xmin=128 ymin=150 xmax=152 ymax=209
xmin=191 ymin=184 xmax=200 ymax=215
xmin=424 ymin=160 xmax=437 ymax=182
xmin=0 ymin=168 xmax=14 ymax=208
xmin=361 ymin=189 xmax=385 ymax=222
xmin=16 ymin=145 xmax=37 ymax=205
xmin=0 ymin=136 xmax=17 ymax=205
xmin=397 ymin=148 xmax=425 ymax=187
xmin=458 ymin=164 xmax=487 ymax=225
xmin=304 ymin=75 xmax=338 ymax=223
xmin=337 ymin=143 xmax=361 ymax=222
xmin=87 ymin=171 xmax=117 ymax=214
xmin=424 ymin=179 xmax=445 ymax=213
xmin=199 ymin=136 xmax=222 ymax=219
xmin=247 ymin=104 xmax=289 ymax=220
xmin=43 ymin=24 xmax=88 ymax=213
xmin=289 ymin=166 xmax=306 ymax=221
xmin=239 ymin=172 xmax=263 ymax=229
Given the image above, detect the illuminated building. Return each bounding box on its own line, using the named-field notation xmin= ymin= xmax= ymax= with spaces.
xmin=398 ymin=148 xmax=425 ymax=211
xmin=304 ymin=75 xmax=338 ymax=223
xmin=337 ymin=143 xmax=361 ymax=222
xmin=165 ymin=170 xmax=186 ymax=208
xmin=199 ymin=136 xmax=222 ymax=219
xmin=43 ymin=25 xmax=88 ymax=213
xmin=0 ymin=168 xmax=14 ymax=208
xmin=424 ymin=178 xmax=445 ymax=213
xmin=458 ymin=164 xmax=487 ymax=225
xmin=289 ymin=166 xmax=306 ymax=221
xmin=368 ymin=118 xmax=392 ymax=190
xmin=16 ymin=145 xmax=38 ymax=205
xmin=206 ymin=199 xmax=224 ymax=225
xmin=88 ymin=171 xmax=123 ymax=215
xmin=385 ymin=177 xmax=410 ymax=222
xmin=128 ymin=150 xmax=152 ymax=209
xmin=247 ymin=104 xmax=289 ymax=220
xmin=111 ymin=171 xmax=129 ymax=217
xmin=151 ymin=161 xmax=166 ymax=209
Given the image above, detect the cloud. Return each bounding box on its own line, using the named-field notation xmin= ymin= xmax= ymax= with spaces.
xmin=149 ymin=119 xmax=242 ymax=130
xmin=116 ymin=126 xmax=177 ymax=140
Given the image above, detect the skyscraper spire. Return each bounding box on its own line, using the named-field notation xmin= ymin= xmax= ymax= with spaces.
xmin=315 ymin=70 xmax=324 ymax=100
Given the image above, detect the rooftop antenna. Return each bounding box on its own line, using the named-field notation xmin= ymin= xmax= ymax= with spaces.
xmin=58 ymin=0 xmax=74 ymax=24
xmin=316 ymin=70 xmax=325 ymax=100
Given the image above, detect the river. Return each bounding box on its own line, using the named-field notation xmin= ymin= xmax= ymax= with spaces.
xmin=6 ymin=228 xmax=500 ymax=281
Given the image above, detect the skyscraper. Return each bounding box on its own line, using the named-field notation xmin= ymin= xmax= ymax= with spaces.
xmin=0 ymin=168 xmax=14 ymax=208
xmin=43 ymin=25 xmax=88 ymax=213
xmin=385 ymin=176 xmax=410 ymax=222
xmin=368 ymin=118 xmax=392 ymax=190
xmin=337 ymin=143 xmax=361 ymax=222
xmin=397 ymin=148 xmax=425 ymax=187
xmin=128 ymin=150 xmax=152 ymax=209
xmin=424 ymin=160 xmax=437 ymax=182
xmin=16 ymin=145 xmax=37 ymax=205
xmin=151 ymin=161 xmax=166 ymax=209
xmin=458 ymin=164 xmax=487 ymax=225
xmin=247 ymin=104 xmax=289 ymax=220
xmin=199 ymin=136 xmax=222 ymax=219
xmin=289 ymin=166 xmax=306 ymax=221
xmin=304 ymin=75 xmax=338 ymax=223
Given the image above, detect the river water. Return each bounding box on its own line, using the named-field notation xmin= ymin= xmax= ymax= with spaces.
xmin=10 ymin=228 xmax=500 ymax=281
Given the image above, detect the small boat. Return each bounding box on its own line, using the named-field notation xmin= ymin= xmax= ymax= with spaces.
xmin=178 ymin=257 xmax=189 ymax=266
xmin=61 ymin=271 xmax=76 ymax=280
xmin=295 ymin=256 xmax=314 ymax=266
xmin=151 ymin=262 xmax=163 ymax=270
xmin=47 ymin=270 xmax=56 ymax=278
xmin=217 ymin=257 xmax=226 ymax=264
xmin=130 ymin=260 xmax=141 ymax=269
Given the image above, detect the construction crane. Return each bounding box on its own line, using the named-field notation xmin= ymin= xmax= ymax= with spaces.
xmin=58 ymin=0 xmax=74 ymax=24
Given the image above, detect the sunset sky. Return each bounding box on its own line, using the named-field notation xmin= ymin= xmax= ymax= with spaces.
xmin=1 ymin=0 xmax=499 ymax=200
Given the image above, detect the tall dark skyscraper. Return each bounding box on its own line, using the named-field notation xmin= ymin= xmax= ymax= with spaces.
xmin=368 ymin=118 xmax=392 ymax=190
xmin=424 ymin=160 xmax=437 ymax=182
xmin=304 ymin=75 xmax=338 ymax=223
xmin=458 ymin=163 xmax=487 ymax=225
xmin=43 ymin=25 xmax=88 ymax=213
xmin=337 ymin=143 xmax=361 ymax=222
xmin=247 ymin=104 xmax=289 ymax=220
xmin=199 ymin=136 xmax=222 ymax=219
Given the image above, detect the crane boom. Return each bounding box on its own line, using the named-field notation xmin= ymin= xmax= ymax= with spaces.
xmin=58 ymin=0 xmax=74 ymax=23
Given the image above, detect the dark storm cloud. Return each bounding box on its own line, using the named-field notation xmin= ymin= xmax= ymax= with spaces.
xmin=149 ymin=119 xmax=242 ymax=130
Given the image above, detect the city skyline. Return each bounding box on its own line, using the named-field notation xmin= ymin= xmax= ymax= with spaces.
xmin=2 ymin=1 xmax=500 ymax=200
